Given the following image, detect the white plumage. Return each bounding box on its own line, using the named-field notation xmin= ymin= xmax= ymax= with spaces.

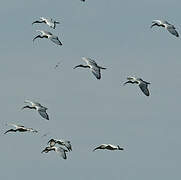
xmin=123 ymin=77 xmax=150 ymax=96
xmin=93 ymin=144 xmax=124 ymax=151
xmin=73 ymin=57 xmax=106 ymax=79
xmin=151 ymin=20 xmax=179 ymax=37
xmin=41 ymin=146 xmax=68 ymax=159
xmin=22 ymin=100 xmax=49 ymax=120
xmin=4 ymin=123 xmax=38 ymax=134
xmin=47 ymin=138 xmax=72 ymax=151
xmin=33 ymin=30 xmax=62 ymax=46
xmin=32 ymin=17 xmax=60 ymax=29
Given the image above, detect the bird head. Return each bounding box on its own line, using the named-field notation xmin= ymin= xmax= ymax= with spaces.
xmin=117 ymin=145 xmax=124 ymax=150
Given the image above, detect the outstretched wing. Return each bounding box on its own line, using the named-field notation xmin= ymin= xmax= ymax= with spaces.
xmin=152 ymin=20 xmax=162 ymax=25
xmin=167 ymin=26 xmax=179 ymax=37
xmin=56 ymin=147 xmax=67 ymax=159
xmin=93 ymin=145 xmax=102 ymax=151
xmin=38 ymin=109 xmax=49 ymax=120
xmin=64 ymin=141 xmax=72 ymax=151
xmin=24 ymin=100 xmax=42 ymax=107
xmin=82 ymin=57 xmax=98 ymax=67
xmin=8 ymin=123 xmax=24 ymax=128
xmin=91 ymin=66 xmax=101 ymax=79
xmin=50 ymin=36 xmax=62 ymax=45
xmin=139 ymin=82 xmax=150 ymax=96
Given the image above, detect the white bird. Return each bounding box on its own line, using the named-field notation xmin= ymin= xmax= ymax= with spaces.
xmin=4 ymin=123 xmax=38 ymax=134
xmin=123 ymin=77 xmax=150 ymax=96
xmin=32 ymin=17 xmax=60 ymax=29
xmin=21 ymin=100 xmax=49 ymax=120
xmin=151 ymin=20 xmax=179 ymax=37
xmin=33 ymin=30 xmax=62 ymax=46
xmin=41 ymin=146 xmax=68 ymax=159
xmin=73 ymin=57 xmax=106 ymax=79
xmin=93 ymin=144 xmax=124 ymax=151
xmin=47 ymin=138 xmax=72 ymax=151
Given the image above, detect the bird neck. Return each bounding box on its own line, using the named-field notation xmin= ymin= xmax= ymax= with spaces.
xmin=23 ymin=105 xmax=36 ymax=110
xmin=78 ymin=65 xmax=90 ymax=68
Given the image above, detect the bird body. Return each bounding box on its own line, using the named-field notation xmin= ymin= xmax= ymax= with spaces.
xmin=123 ymin=77 xmax=150 ymax=96
xmin=32 ymin=17 xmax=60 ymax=29
xmin=4 ymin=123 xmax=38 ymax=134
xmin=33 ymin=30 xmax=62 ymax=46
xmin=41 ymin=146 xmax=68 ymax=159
xmin=151 ymin=20 xmax=179 ymax=37
xmin=22 ymin=100 xmax=49 ymax=120
xmin=93 ymin=144 xmax=124 ymax=151
xmin=73 ymin=57 xmax=106 ymax=79
xmin=47 ymin=139 xmax=72 ymax=151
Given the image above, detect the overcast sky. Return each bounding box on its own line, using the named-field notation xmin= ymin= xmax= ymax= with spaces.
xmin=0 ymin=0 xmax=181 ymax=179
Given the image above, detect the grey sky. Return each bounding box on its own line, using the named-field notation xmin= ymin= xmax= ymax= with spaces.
xmin=0 ymin=0 xmax=181 ymax=179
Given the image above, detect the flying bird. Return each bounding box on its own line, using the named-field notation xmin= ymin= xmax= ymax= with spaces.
xmin=123 ymin=77 xmax=150 ymax=96
xmin=93 ymin=144 xmax=124 ymax=151
xmin=47 ymin=138 xmax=72 ymax=151
xmin=41 ymin=146 xmax=68 ymax=159
xmin=33 ymin=30 xmax=62 ymax=46
xmin=21 ymin=100 xmax=49 ymax=120
xmin=151 ymin=20 xmax=179 ymax=37
xmin=32 ymin=17 xmax=60 ymax=29
xmin=73 ymin=57 xmax=106 ymax=79
xmin=4 ymin=123 xmax=38 ymax=134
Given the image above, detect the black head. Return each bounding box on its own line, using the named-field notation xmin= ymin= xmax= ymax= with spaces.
xmin=117 ymin=145 xmax=124 ymax=150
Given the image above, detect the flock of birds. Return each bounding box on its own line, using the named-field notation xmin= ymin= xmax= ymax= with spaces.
xmin=4 ymin=1 xmax=180 ymax=160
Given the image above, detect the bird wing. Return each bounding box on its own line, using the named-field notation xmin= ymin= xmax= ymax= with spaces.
xmin=82 ymin=57 xmax=98 ymax=67
xmin=25 ymin=100 xmax=48 ymax=110
xmin=24 ymin=100 xmax=41 ymax=107
xmin=167 ymin=26 xmax=179 ymax=37
xmin=50 ymin=36 xmax=62 ymax=45
xmin=93 ymin=144 xmax=105 ymax=151
xmin=40 ymin=17 xmax=47 ymax=21
xmin=152 ymin=20 xmax=162 ymax=25
xmin=163 ymin=20 xmax=172 ymax=25
xmin=56 ymin=139 xmax=64 ymax=145
xmin=38 ymin=109 xmax=49 ymax=120
xmin=46 ymin=19 xmax=54 ymax=28
xmin=139 ymin=82 xmax=150 ymax=96
xmin=56 ymin=147 xmax=67 ymax=159
xmin=123 ymin=77 xmax=137 ymax=85
xmin=8 ymin=123 xmax=21 ymax=128
xmin=43 ymin=31 xmax=53 ymax=36
xmin=127 ymin=77 xmax=137 ymax=81
xmin=91 ymin=66 xmax=101 ymax=79
xmin=64 ymin=141 xmax=72 ymax=151
xmin=17 ymin=125 xmax=25 ymax=128
xmin=106 ymin=144 xmax=117 ymax=150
